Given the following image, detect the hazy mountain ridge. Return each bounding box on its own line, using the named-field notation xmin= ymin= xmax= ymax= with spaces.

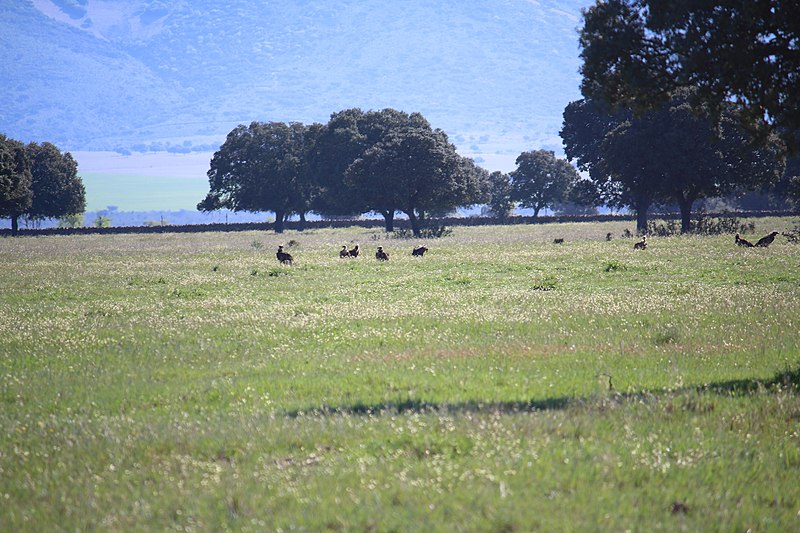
xmin=4 ymin=0 xmax=590 ymax=160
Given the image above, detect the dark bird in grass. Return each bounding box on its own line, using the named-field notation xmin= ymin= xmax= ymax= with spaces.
xmin=553 ymin=238 xmax=564 ymax=244
xmin=633 ymin=235 xmax=647 ymax=250
xmin=606 ymin=232 xmax=613 ymax=241
xmin=276 ymin=245 xmax=293 ymax=265
xmin=670 ymin=501 xmax=689 ymax=515
xmin=375 ymin=246 xmax=389 ymax=261
xmin=755 ymin=231 xmax=779 ymax=247
xmin=735 ymin=233 xmax=754 ymax=247
xmin=339 ymin=245 xmax=349 ymax=258
xmin=348 ymin=245 xmax=360 ymax=258
xmin=412 ymin=246 xmax=428 ymax=257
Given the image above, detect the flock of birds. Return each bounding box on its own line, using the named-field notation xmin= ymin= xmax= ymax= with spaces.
xmin=275 ymin=244 xmax=428 ymax=265
xmin=735 ymin=231 xmax=780 ymax=248
xmin=273 ymin=231 xmax=782 ymax=264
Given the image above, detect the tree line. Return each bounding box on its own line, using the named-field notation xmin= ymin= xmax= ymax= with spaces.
xmin=200 ymin=103 xmax=796 ymax=237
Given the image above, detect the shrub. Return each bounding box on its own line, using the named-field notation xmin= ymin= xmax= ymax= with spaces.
xmin=647 ymin=212 xmax=755 ymax=236
xmin=58 ymin=213 xmax=84 ymax=228
xmin=93 ymin=215 xmax=112 ymax=228
xmin=391 ymin=225 xmax=453 ymax=239
xmin=531 ymin=275 xmax=557 ymax=291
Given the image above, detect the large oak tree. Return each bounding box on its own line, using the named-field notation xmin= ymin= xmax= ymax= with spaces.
xmin=310 ymin=108 xmax=431 ymax=225
xmin=510 ymin=150 xmax=580 ymax=218
xmin=578 ymin=0 xmax=800 ymax=146
xmin=346 ymin=126 xmax=487 ymax=236
xmin=0 ymin=134 xmax=33 ymax=235
xmin=561 ymin=92 xmax=784 ymax=232
xmin=25 ymin=142 xmax=86 ymax=225
xmin=198 ymin=121 xmax=319 ymax=233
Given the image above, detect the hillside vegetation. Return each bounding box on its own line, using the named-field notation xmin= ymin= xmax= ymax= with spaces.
xmin=3 ymin=0 xmax=587 ymax=156
xmin=2 ymin=220 xmax=799 ymax=530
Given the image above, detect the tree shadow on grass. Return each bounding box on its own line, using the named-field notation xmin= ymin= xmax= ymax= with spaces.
xmin=285 ymin=364 xmax=800 ymax=418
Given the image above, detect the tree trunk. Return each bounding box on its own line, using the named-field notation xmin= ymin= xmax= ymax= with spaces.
xmin=406 ymin=210 xmax=421 ymax=237
xmin=674 ymin=192 xmax=696 ymax=234
xmin=274 ymin=210 xmax=285 ymax=233
xmin=298 ymin=212 xmax=307 ymax=231
xmin=11 ymin=216 xmax=19 ymax=236
xmin=382 ymin=211 xmax=395 ymax=232
xmin=636 ymin=209 xmax=648 ymax=234
xmin=633 ymin=197 xmax=650 ymax=234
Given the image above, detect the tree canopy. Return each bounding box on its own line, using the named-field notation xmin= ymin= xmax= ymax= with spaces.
xmin=25 ymin=142 xmax=86 ymax=223
xmin=561 ymin=91 xmax=784 ymax=232
xmin=578 ymin=0 xmax=800 ymax=146
xmin=346 ymin=126 xmax=487 ymax=235
xmin=510 ymin=150 xmax=580 ymax=218
xmin=485 ymin=171 xmax=514 ymax=220
xmin=0 ymin=134 xmax=33 ymax=234
xmin=309 ymin=108 xmax=432 ymax=222
xmin=198 ymin=121 xmax=319 ymax=233
xmin=200 ymin=109 xmax=488 ymax=235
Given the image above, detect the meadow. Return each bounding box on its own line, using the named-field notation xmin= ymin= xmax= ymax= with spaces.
xmin=1 ymin=219 xmax=799 ymax=531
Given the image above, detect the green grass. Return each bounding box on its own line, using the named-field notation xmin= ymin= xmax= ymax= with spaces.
xmin=80 ymin=172 xmax=209 ymax=211
xmin=2 ymin=219 xmax=800 ymax=531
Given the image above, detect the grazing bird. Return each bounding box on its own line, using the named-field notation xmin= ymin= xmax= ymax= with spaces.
xmin=633 ymin=235 xmax=647 ymax=250
xmin=375 ymin=246 xmax=389 ymax=261
xmin=755 ymin=231 xmax=779 ymax=247
xmin=276 ymin=245 xmax=293 ymax=265
xmin=339 ymin=245 xmax=349 ymax=258
xmin=553 ymin=238 xmax=564 ymax=244
xmin=411 ymin=246 xmax=428 ymax=257
xmin=735 ymin=233 xmax=754 ymax=247
xmin=348 ymin=245 xmax=360 ymax=258
xmin=606 ymin=232 xmax=613 ymax=241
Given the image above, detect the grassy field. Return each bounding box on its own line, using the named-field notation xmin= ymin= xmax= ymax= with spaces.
xmin=2 ymin=219 xmax=800 ymax=531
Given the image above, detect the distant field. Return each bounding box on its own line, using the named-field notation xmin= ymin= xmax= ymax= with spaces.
xmin=81 ymin=172 xmax=210 ymax=211
xmin=2 ymin=219 xmax=799 ymax=531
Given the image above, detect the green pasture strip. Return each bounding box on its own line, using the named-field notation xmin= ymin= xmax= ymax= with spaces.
xmin=1 ymin=220 xmax=799 ymax=530
xmin=80 ymin=172 xmax=208 ymax=211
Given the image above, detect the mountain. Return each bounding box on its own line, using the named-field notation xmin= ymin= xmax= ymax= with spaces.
xmin=2 ymin=0 xmax=591 ymax=167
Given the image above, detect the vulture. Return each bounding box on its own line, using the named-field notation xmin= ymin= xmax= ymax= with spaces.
xmin=755 ymin=231 xmax=779 ymax=247
xmin=633 ymin=235 xmax=647 ymax=250
xmin=348 ymin=245 xmax=360 ymax=258
xmin=735 ymin=233 xmax=754 ymax=247
xmin=375 ymin=246 xmax=390 ymax=261
xmin=276 ymin=245 xmax=293 ymax=265
xmin=412 ymin=246 xmax=428 ymax=257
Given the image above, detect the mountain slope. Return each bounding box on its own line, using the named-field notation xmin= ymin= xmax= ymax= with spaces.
xmin=2 ymin=0 xmax=591 ymax=161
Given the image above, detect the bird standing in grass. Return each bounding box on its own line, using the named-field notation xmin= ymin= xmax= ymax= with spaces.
xmin=412 ymin=246 xmax=428 ymax=257
xmin=276 ymin=245 xmax=293 ymax=265
xmin=633 ymin=235 xmax=647 ymax=250
xmin=375 ymin=246 xmax=389 ymax=261
xmin=735 ymin=233 xmax=754 ymax=247
xmin=339 ymin=246 xmax=349 ymax=258
xmin=348 ymin=245 xmax=360 ymax=258
xmin=755 ymin=231 xmax=779 ymax=247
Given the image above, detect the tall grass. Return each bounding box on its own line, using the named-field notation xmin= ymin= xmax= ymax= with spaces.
xmin=1 ymin=218 xmax=799 ymax=530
